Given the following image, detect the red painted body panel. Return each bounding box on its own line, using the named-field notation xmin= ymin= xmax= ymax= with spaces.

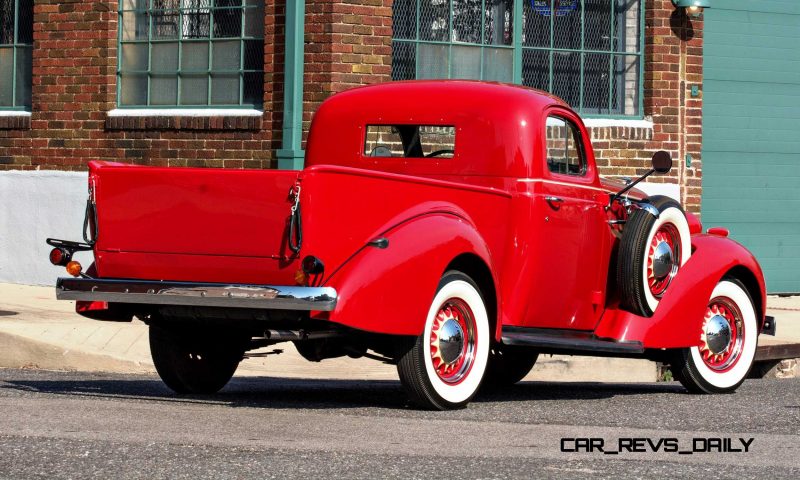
xmin=89 ymin=161 xmax=300 ymax=284
xmin=74 ymin=82 xmax=766 ymax=355
xmin=594 ymin=235 xmax=767 ymax=348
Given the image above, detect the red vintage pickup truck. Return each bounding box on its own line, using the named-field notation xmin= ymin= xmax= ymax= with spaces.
xmin=48 ymin=81 xmax=773 ymax=410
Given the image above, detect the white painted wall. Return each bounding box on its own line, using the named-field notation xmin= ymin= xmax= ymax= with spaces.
xmin=0 ymin=171 xmax=91 ymax=285
xmin=637 ymin=182 xmax=681 ymax=202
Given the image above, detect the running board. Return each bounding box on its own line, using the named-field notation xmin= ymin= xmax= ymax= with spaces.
xmin=501 ymin=326 xmax=644 ymax=355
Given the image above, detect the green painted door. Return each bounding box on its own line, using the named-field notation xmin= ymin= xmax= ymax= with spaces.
xmin=702 ymin=0 xmax=800 ymax=293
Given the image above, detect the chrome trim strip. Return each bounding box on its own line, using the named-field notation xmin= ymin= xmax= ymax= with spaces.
xmin=55 ymin=278 xmax=338 ymax=311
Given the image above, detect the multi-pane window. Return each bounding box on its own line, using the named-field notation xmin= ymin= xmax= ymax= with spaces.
xmin=118 ymin=0 xmax=265 ymax=108
xmin=393 ymin=1 xmax=643 ymax=117
xmin=0 ymin=0 xmax=32 ymax=110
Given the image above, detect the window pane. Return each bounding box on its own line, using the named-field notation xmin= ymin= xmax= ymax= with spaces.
xmin=120 ymin=74 xmax=148 ymax=105
xmin=392 ymin=0 xmax=417 ymax=41
xmin=522 ymin=48 xmax=549 ymax=91
xmin=0 ymin=47 xmax=12 ymax=106
xmin=16 ymin=0 xmax=32 ymax=44
xmin=151 ymin=42 xmax=179 ymax=72
xmin=552 ymin=51 xmax=580 ymax=109
xmin=523 ymin=1 xmax=550 ymax=48
xmin=243 ymin=39 xmax=263 ymax=71
xmin=150 ymin=76 xmax=178 ymax=105
xmin=122 ymin=0 xmax=148 ymax=10
xmin=180 ymin=74 xmax=208 ymax=105
xmin=121 ymin=43 xmax=148 ymax=71
xmin=482 ymin=47 xmax=512 ymax=82
xmin=183 ymin=8 xmax=211 ymax=39
xmin=211 ymin=74 xmax=239 ymax=104
xmin=121 ymin=11 xmax=149 ymax=41
xmin=243 ymin=72 xmax=263 ymax=107
xmin=14 ymin=46 xmax=30 ymax=107
xmin=181 ymin=42 xmax=209 ymax=71
xmin=451 ymin=45 xmax=480 ymax=80
xmin=212 ymin=40 xmax=240 ymax=70
xmin=419 ymin=0 xmax=449 ymax=42
xmin=584 ymin=0 xmax=613 ymax=51
xmin=152 ymin=10 xmax=179 ymax=39
xmin=416 ymin=43 xmax=447 ymax=79
xmin=0 ymin=1 xmax=14 ymax=44
xmin=612 ymin=54 xmax=639 ymax=116
xmin=583 ymin=53 xmax=610 ymax=114
xmin=615 ymin=0 xmax=641 ymax=53
xmin=364 ymin=125 xmax=456 ymax=158
xmin=214 ymin=8 xmax=242 ymax=38
xmin=452 ymin=0 xmax=481 ymax=44
xmin=484 ymin=0 xmax=513 ymax=46
xmin=391 ymin=41 xmax=416 ymax=81
xmin=244 ymin=4 xmax=264 ymax=38
xmin=553 ymin=1 xmax=582 ymax=50
xmin=546 ymin=116 xmax=585 ymax=176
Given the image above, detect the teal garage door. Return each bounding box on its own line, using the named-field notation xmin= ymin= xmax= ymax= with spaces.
xmin=702 ymin=0 xmax=800 ymax=293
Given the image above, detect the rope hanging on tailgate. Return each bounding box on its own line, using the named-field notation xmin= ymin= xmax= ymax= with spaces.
xmin=83 ymin=178 xmax=98 ymax=245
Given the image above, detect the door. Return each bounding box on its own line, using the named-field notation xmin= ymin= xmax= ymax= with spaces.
xmin=523 ymin=113 xmax=609 ymax=330
xmin=702 ymin=0 xmax=800 ymax=293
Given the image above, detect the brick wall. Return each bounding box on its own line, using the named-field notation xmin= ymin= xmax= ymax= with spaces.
xmin=1 ymin=0 xmax=701 ymax=212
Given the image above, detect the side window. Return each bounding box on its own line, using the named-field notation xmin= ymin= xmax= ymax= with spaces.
xmin=364 ymin=125 xmax=456 ymax=158
xmin=545 ymin=116 xmax=586 ymax=176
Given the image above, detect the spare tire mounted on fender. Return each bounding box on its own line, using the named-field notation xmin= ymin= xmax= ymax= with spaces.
xmin=617 ymin=195 xmax=691 ymax=316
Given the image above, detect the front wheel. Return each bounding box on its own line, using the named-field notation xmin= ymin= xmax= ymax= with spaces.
xmin=149 ymin=324 xmax=247 ymax=394
xmin=397 ymin=271 xmax=491 ymax=410
xmin=670 ymin=279 xmax=758 ymax=394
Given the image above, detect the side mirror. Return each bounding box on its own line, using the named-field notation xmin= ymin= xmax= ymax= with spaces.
xmin=651 ymin=150 xmax=672 ymax=174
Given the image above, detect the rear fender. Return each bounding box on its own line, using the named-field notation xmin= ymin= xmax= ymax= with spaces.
xmin=322 ymin=213 xmax=496 ymax=336
xmin=595 ymin=234 xmax=766 ymax=349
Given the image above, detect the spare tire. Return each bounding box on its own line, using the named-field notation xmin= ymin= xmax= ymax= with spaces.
xmin=617 ymin=195 xmax=691 ymax=316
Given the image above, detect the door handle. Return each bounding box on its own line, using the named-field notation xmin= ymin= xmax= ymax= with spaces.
xmin=545 ymin=196 xmax=564 ymax=204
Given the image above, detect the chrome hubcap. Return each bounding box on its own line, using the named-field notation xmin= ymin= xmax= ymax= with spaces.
xmin=699 ymin=297 xmax=744 ymax=372
xmin=437 ymin=319 xmax=465 ymax=364
xmin=704 ymin=314 xmax=732 ymax=354
xmin=651 ymin=241 xmax=674 ymax=280
xmin=429 ymin=299 xmax=477 ymax=384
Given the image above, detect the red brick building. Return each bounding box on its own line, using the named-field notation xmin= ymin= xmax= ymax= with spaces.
xmin=0 ymin=0 xmax=703 ymax=211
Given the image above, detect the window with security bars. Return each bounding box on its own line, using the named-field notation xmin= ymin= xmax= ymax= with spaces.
xmin=0 ymin=0 xmax=32 ymax=110
xmin=118 ymin=0 xmax=265 ymax=108
xmin=393 ymin=1 xmax=643 ymax=117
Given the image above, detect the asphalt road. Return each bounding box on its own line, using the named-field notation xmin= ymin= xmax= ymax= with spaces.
xmin=0 ymin=368 xmax=798 ymax=479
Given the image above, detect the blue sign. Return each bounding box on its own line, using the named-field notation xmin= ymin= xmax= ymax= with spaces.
xmin=532 ymin=0 xmax=578 ymax=17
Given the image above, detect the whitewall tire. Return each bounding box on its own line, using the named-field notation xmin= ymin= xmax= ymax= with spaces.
xmin=672 ymin=279 xmax=758 ymax=393
xmin=397 ymin=271 xmax=490 ymax=410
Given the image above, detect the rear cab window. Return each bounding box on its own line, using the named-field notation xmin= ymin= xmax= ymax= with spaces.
xmin=364 ymin=125 xmax=456 ymax=159
xmin=545 ymin=116 xmax=586 ymax=176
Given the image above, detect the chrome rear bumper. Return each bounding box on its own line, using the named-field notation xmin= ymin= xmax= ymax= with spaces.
xmin=56 ymin=277 xmax=338 ymax=311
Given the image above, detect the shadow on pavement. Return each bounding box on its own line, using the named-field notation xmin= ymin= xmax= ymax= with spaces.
xmin=0 ymin=370 xmax=685 ymax=410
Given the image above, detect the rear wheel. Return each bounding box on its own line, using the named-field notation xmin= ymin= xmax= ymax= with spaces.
xmin=397 ymin=271 xmax=490 ymax=410
xmin=149 ymin=324 xmax=247 ymax=394
xmin=671 ymin=279 xmax=758 ymax=394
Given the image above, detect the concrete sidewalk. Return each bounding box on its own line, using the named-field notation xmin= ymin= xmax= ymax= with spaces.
xmin=1 ymin=283 xmax=798 ymax=382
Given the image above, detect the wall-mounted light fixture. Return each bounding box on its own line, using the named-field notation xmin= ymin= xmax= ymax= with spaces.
xmin=672 ymin=0 xmax=711 ymax=17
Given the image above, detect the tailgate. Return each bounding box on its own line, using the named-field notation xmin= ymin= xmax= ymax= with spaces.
xmin=91 ymin=162 xmax=298 ymax=258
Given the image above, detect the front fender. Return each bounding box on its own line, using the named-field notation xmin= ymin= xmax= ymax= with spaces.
xmin=322 ymin=213 xmax=495 ymax=336
xmin=594 ymin=234 xmax=766 ymax=349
